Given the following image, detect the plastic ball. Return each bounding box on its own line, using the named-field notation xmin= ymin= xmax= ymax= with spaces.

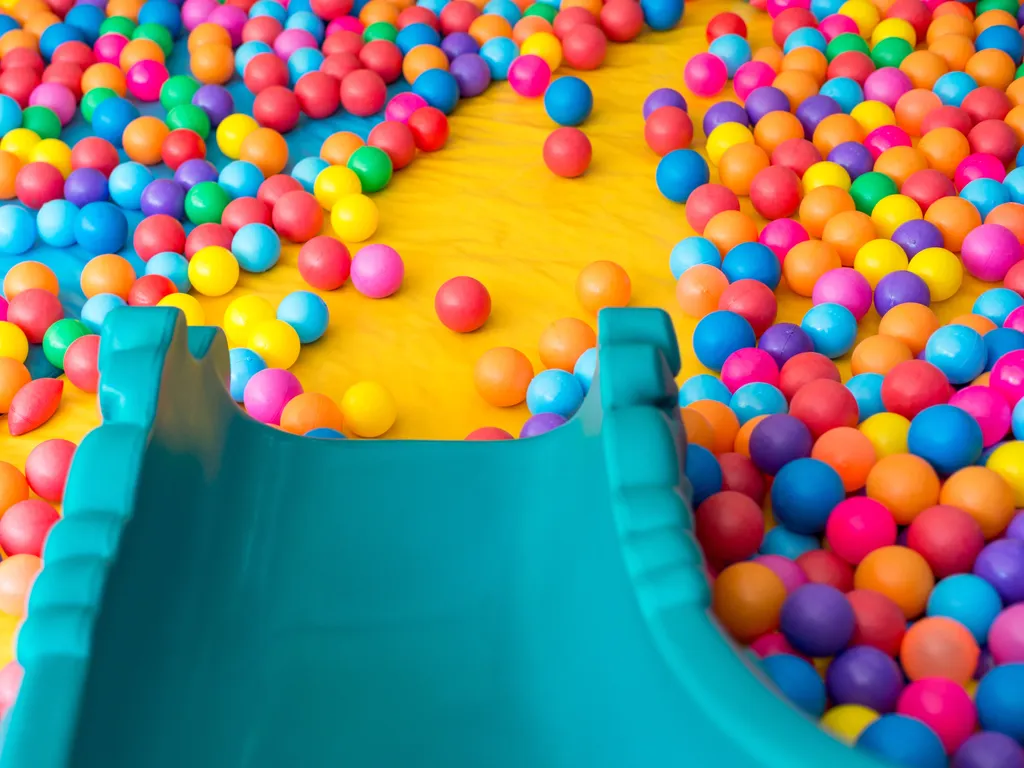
xmin=350 ymin=244 xmax=404 ymax=299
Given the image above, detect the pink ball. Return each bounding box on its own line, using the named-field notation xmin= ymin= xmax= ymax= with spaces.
xmin=750 ymin=631 xmax=808 ymax=658
xmin=734 ymin=61 xmax=775 ymax=101
xmin=24 ymin=438 xmax=75 ymax=502
xmin=720 ymin=347 xmax=780 ymax=391
xmin=989 ymin=603 xmax=1024 ymax=664
xmin=0 ymin=297 xmax=7 ymax=321
xmin=0 ymin=499 xmax=59 ymax=557
xmin=508 ymin=54 xmax=551 ymax=98
xmin=0 ymin=662 xmax=22 ymax=718
xmin=274 ymin=29 xmax=319 ymax=59
xmin=684 ymin=53 xmax=728 ymax=98
xmin=819 ymin=14 xmax=859 ymax=40
xmin=93 ymin=33 xmax=128 ymax=66
xmin=896 ymin=678 xmax=977 ymax=754
xmin=181 ymin=0 xmax=219 ymax=31
xmin=862 ymin=67 xmax=912 ymax=108
xmin=351 ymin=244 xmax=404 ymax=298
xmin=865 ymin=125 xmax=912 ymax=160
xmin=208 ymin=4 xmax=248 ymax=46
xmin=242 ymin=367 xmax=303 ymax=424
xmin=754 ymin=554 xmax=809 ymax=593
xmin=766 ymin=0 xmax=809 ymax=18
xmin=991 ymin=349 xmax=1024 ymax=406
xmin=825 ymin=497 xmax=898 ymax=564
xmin=812 ymin=267 xmax=873 ymax=320
xmin=29 ymin=83 xmax=75 ymax=126
xmin=961 ymin=223 xmax=1023 ymax=282
xmin=955 ymin=152 xmax=1007 ymax=191
xmin=758 ymin=217 xmax=809 ymax=261
xmin=384 ymin=92 xmax=428 ymax=123
xmin=328 ymin=17 xmax=364 ymax=35
xmin=126 ymin=60 xmax=169 ymax=102
xmin=948 ymin=385 xmax=1011 ymax=447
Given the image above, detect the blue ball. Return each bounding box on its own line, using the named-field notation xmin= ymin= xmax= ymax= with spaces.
xmin=138 ymin=0 xmax=182 ymax=36
xmin=976 ymin=664 xmax=1024 ymax=742
xmin=801 ymin=302 xmax=858 ymax=359
xmin=693 ymin=310 xmax=756 ymax=371
xmin=146 ymin=251 xmax=191 ymax=293
xmin=39 ymin=23 xmax=84 ymax=62
xmin=770 ymin=457 xmax=845 ymax=534
xmin=91 ymin=97 xmax=140 ymax=147
xmin=927 ymin=574 xmax=1003 ymax=645
xmin=819 ymin=77 xmax=862 ymax=113
xmin=656 ymin=149 xmax=709 ymax=203
xmin=908 ymin=404 xmax=984 ymax=475
xmin=236 ymin=41 xmax=273 ymax=77
xmin=846 ymin=372 xmax=885 ymax=421
xmin=721 ymin=242 xmax=780 ymax=288
xmin=976 ymin=24 xmax=1024 ymax=64
xmin=413 ymin=68 xmax=460 ymax=114
xmin=0 ymin=14 xmax=15 ymax=37
xmin=36 ymin=199 xmax=79 ymax=247
xmin=961 ymin=178 xmax=1009 ymax=220
xmin=108 ymin=162 xmax=153 ymax=210
xmin=640 ymin=0 xmax=684 ymax=31
xmin=761 ymin=654 xmax=827 ymax=717
xmin=924 ymin=324 xmax=986 ymax=385
xmin=482 ymin=0 xmax=521 ymax=25
xmin=985 ymin=327 xmax=1024 ymax=370
xmin=292 ymin=156 xmax=328 ymax=193
xmin=480 ymin=36 xmax=518 ymax=80
xmin=229 ymin=347 xmax=267 ymax=402
xmin=250 ymin=0 xmax=287 ymax=21
xmin=0 ymin=94 xmax=21 ymax=137
xmin=287 ymin=48 xmax=324 ymax=86
xmin=679 ymin=373 xmax=732 ymax=406
xmin=219 ymin=160 xmax=265 ymax=199
xmin=74 ymin=201 xmax=127 ymax=255
xmin=670 ymin=236 xmax=722 ymax=278
xmin=232 ymin=223 xmax=281 ymax=273
xmin=277 ymin=290 xmax=329 ymax=343
xmin=573 ymin=346 xmax=596 ymax=393
xmin=1011 ymin=396 xmax=1024 ymax=439
xmin=783 ymin=26 xmax=827 ymax=54
xmin=857 ymin=714 xmax=947 ymax=768
xmin=306 ymin=427 xmax=346 ymax=438
xmin=730 ymin=382 xmax=788 ymax=424
xmin=526 ymin=369 xmax=585 ymax=418
xmin=708 ymin=33 xmax=751 ymax=76
xmin=1006 ymin=166 xmax=1024 ymax=204
xmin=810 ymin=0 xmax=843 ymax=20
xmin=760 ymin=526 xmax=819 ymax=558
xmin=544 ymin=76 xmax=593 ymax=127
xmin=285 ymin=10 xmax=325 ymax=41
xmin=685 ymin=444 xmax=722 ymax=506
xmin=933 ymin=71 xmax=977 ymax=107
xmin=418 ymin=0 xmax=449 ymax=15
xmin=80 ymin=293 xmax=127 ymax=333
xmin=63 ymin=4 xmax=104 ymax=43
xmin=0 ymin=205 xmax=36 ymax=254
xmin=974 ymin=287 xmax=1024 ymax=327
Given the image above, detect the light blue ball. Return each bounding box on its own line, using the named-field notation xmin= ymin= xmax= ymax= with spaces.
xmin=783 ymin=26 xmax=827 ymax=54
xmin=819 ymin=76 xmax=863 ymax=113
xmin=801 ymin=302 xmax=858 ymax=359
xmin=483 ymin=0 xmax=521 ymax=24
xmin=288 ymin=48 xmax=324 ymax=86
xmin=961 ymin=178 xmax=1009 ymax=220
xmin=846 ymin=372 xmax=884 ymax=422
xmin=288 ymin=0 xmax=313 ymax=13
xmin=232 ymin=223 xmax=281 ymax=273
xmin=924 ymin=324 xmax=987 ymax=385
xmin=108 ymin=162 xmax=153 ymax=210
xmin=1006 ymin=166 xmax=1024 ymax=204
xmin=760 ymin=526 xmax=819 ymax=559
xmin=810 ymin=0 xmax=843 ymax=20
xmin=693 ymin=310 xmax=756 ymax=371
xmin=730 ymin=382 xmax=788 ymax=424
xmin=0 ymin=205 xmax=36 ymax=254
xmin=656 ymin=149 xmax=709 ymax=203
xmin=413 ymin=68 xmax=460 ymax=114
xmin=74 ymin=201 xmax=127 ymax=255
xmin=250 ymin=0 xmax=287 ymax=22
xmin=908 ymin=404 xmax=984 ymax=475
xmin=236 ymin=41 xmax=273 ymax=77
xmin=722 ymin=241 xmax=780 ymax=288
xmin=927 ymin=574 xmax=1003 ymax=645
xmin=640 ymin=0 xmax=684 ymax=31
xmin=229 ymin=347 xmax=267 ymax=402
xmin=679 ymin=373 xmax=731 ymax=406
xmin=277 ymin=290 xmax=329 ymax=343
xmin=573 ymin=346 xmax=596 ymax=393
xmin=396 ymin=22 xmax=442 ymax=53
xmin=306 ymin=427 xmax=346 ymax=438
xmin=857 ymin=714 xmax=947 ymax=768
xmin=219 ymin=160 xmax=265 ymax=199
xmin=526 ymin=369 xmax=585 ymax=418
xmin=986 ymin=327 xmax=1024 ymax=370
xmin=670 ymin=236 xmax=721 ymax=278
xmin=0 ymin=94 xmax=21 ymax=136
xmin=543 ymin=76 xmax=593 ymax=127
xmin=685 ymin=444 xmax=722 ymax=506
xmin=286 ymin=10 xmax=324 ymax=41
xmin=36 ymin=199 xmax=79 ymax=247
xmin=708 ymin=33 xmax=751 ymax=77
xmin=292 ymin=156 xmax=328 ymax=193
xmin=1011 ymin=396 xmax=1024 ymax=439
xmin=933 ymin=71 xmax=977 ymax=107
xmin=976 ymin=664 xmax=1024 ymax=742
xmin=761 ymin=654 xmax=827 ymax=717
xmin=480 ymin=36 xmax=518 ymax=80
xmin=418 ymin=0 xmax=449 ymax=14
xmin=146 ymin=252 xmax=191 ymax=293
xmin=81 ymin=293 xmax=127 ymax=333
xmin=974 ymin=287 xmax=1024 ymax=327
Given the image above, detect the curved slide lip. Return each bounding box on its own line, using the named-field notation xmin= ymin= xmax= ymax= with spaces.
xmin=1 ymin=307 xmax=892 ymax=768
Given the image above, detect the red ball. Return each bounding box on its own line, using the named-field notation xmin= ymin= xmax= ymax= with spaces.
xmin=134 ymin=214 xmax=186 ymax=262
xmin=706 ymin=11 xmax=747 ymax=41
xmin=825 ymin=498 xmax=898 ymax=564
xmin=310 ymin=0 xmax=353 ymax=20
xmin=253 ymin=85 xmax=301 ymax=133
xmin=847 ymin=588 xmax=907 ymax=656
xmin=880 ymin=359 xmax=951 ymax=419
xmin=685 ymin=183 xmax=739 ymax=233
xmin=2 ymin=49 xmax=43 ymax=72
xmin=695 ymin=490 xmax=765 ymax=566
xmin=272 ymin=190 xmax=323 ymax=243
xmin=295 ymin=71 xmax=341 ymax=119
xmin=244 ymin=53 xmax=289 ymax=94
xmin=242 ymin=16 xmax=283 ymax=45
xmin=340 ymin=68 xmax=387 ymax=117
xmin=358 ymin=40 xmax=403 ymax=83
xmin=599 ymin=0 xmax=644 ymax=42
xmin=788 ymin=378 xmax=859 ymax=438
xmin=70 ymin=136 xmax=119 ymax=176
xmin=901 ymin=168 xmax=956 ymax=212
xmin=0 ymin=499 xmax=58 ymax=557
xmin=553 ymin=6 xmax=598 ymax=39
xmin=24 ymin=438 xmax=75 ymax=502
xmin=906 ymin=504 xmax=985 ymax=578
xmin=750 ymin=165 xmax=802 ymax=220
xmin=439 ymin=0 xmax=480 ymax=34
xmin=543 ymin=126 xmax=591 ymax=178
xmin=435 ymin=276 xmax=491 ymax=332
xmin=221 ymin=196 xmax=272 ymax=232
xmin=127 ymin=274 xmax=176 ymax=306
xmin=826 ymin=51 xmax=875 ymax=85
xmin=161 ymin=128 xmax=206 ymax=171
xmin=397 ymin=5 xmax=439 ymax=29
xmin=969 ymin=119 xmax=1019 ymax=167
xmin=42 ymin=61 xmax=83 ymax=100
xmin=298 ymin=236 xmax=351 ymax=290
xmin=717 ymin=279 xmax=778 ymax=336
xmin=15 ymin=162 xmax=64 ymax=208
xmin=6 ymin=288 xmax=63 ymax=343
xmin=0 ymin=67 xmax=40 ymax=107
xmin=772 ymin=7 xmax=816 ymax=46
xmin=185 ymin=222 xmax=233 ymax=259
xmin=407 ymin=106 xmax=449 ymax=151
xmin=795 ymin=548 xmax=854 ymax=592
xmin=466 ymin=426 xmax=514 ymax=440
xmin=1007 ymin=259 xmax=1024 ymax=296
xmin=52 ymin=40 xmax=95 ymax=70
xmin=257 ymin=174 xmax=303 ymax=211
xmin=322 ymin=30 xmax=364 ymax=57
xmin=771 ymin=137 xmax=822 ymax=178
xmin=644 ymin=105 xmax=693 ymax=156
xmin=717 ymin=451 xmax=767 ymax=504
xmin=920 ymin=105 xmax=972 ymax=136
xmin=779 ymin=351 xmax=841 ymax=401
xmin=368 ymin=120 xmax=416 ymax=170
xmin=885 ymin=0 xmax=930 ymax=42
xmin=63 ymin=333 xmax=99 ymax=393
xmin=561 ymin=23 xmax=606 ymax=70
xmin=961 ymin=86 xmax=1011 ymax=125
xmin=321 ymin=52 xmax=362 ymax=82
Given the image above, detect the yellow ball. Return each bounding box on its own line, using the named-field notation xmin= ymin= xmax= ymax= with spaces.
xmin=803 ymin=161 xmax=851 ymax=194
xmin=188 ymin=245 xmax=239 ymax=297
xmin=341 ymin=381 xmax=396 ymax=437
xmin=222 ymin=294 xmax=275 ymax=348
xmin=820 ymin=705 xmax=880 ymax=744
xmin=216 ymin=113 xmax=259 ymax=160
xmin=871 ymin=17 xmax=916 ymax=47
xmin=248 ymin=319 xmax=301 ymax=369
xmin=0 ymin=128 xmax=40 ymax=164
xmin=854 ymin=238 xmax=908 ymax=288
xmin=859 ymin=412 xmax=911 ymax=457
xmin=908 ymin=246 xmax=963 ymax=302
xmin=0 ymin=610 xmax=17 ymax=668
xmin=871 ymin=194 xmax=923 ymax=239
xmin=838 ymin=0 xmax=880 ymax=36
xmin=850 ymin=100 xmax=896 ymax=133
xmin=314 ymin=165 xmax=362 ymax=210
xmin=0 ymin=321 xmax=28 ymax=363
xmin=158 ymin=293 xmax=206 ymax=326
xmin=706 ymin=122 xmax=754 ymax=166
xmin=28 ymin=138 xmax=72 ymax=178
xmin=986 ymin=440 xmax=1024 ymax=506
xmin=520 ymin=32 xmax=562 ymax=71
xmin=331 ymin=193 xmax=379 ymax=243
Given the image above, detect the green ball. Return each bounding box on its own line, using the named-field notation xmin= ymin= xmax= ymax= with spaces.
xmin=870 ymin=37 xmax=913 ymax=69
xmin=363 ymin=21 xmax=398 ymax=42
xmin=185 ymin=181 xmax=231 ymax=225
xmin=977 ymin=0 xmax=1018 ymax=15
xmin=1017 ymin=61 xmax=1024 ymax=79
xmin=21 ymin=106 xmax=61 ymax=140
xmin=43 ymin=319 xmax=90 ymax=371
xmin=850 ymin=172 xmax=899 ymax=215
xmin=166 ymin=103 xmax=211 ymax=139
xmin=347 ymin=146 xmax=393 ymax=194
xmin=524 ymin=2 xmax=557 ymax=21
xmin=99 ymin=16 xmax=135 ymax=38
xmin=81 ymin=88 xmax=117 ymax=122
xmin=826 ymin=33 xmax=870 ymax=61
xmin=160 ymin=75 xmax=200 ymax=112
xmin=132 ymin=23 xmax=174 ymax=57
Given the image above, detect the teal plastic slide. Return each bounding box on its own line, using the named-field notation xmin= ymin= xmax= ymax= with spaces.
xmin=0 ymin=306 xmax=889 ymax=768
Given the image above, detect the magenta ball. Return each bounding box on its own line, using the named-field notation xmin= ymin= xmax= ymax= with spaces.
xmin=988 ymin=603 xmax=1024 ymax=664
xmin=991 ymin=349 xmax=1024 ymax=406
xmin=242 ymin=367 xmax=303 ymax=424
xmin=755 ymin=554 xmax=810 ymax=593
xmin=734 ymin=61 xmax=775 ymax=101
xmin=720 ymin=347 xmax=780 ymax=392
xmin=328 ymin=17 xmax=364 ymax=35
xmin=812 ymin=267 xmax=873 ymax=320
xmin=862 ymin=67 xmax=913 ymax=108
xmin=684 ymin=53 xmax=728 ymax=97
xmin=508 ymin=54 xmax=551 ymax=98
xmin=126 ymin=60 xmax=169 ymax=102
xmin=274 ymin=28 xmax=318 ymax=59
xmin=896 ymin=678 xmax=977 ymax=754
xmin=948 ymin=385 xmax=1012 ymax=447
xmin=961 ymin=223 xmax=1023 ymax=282
xmin=208 ymin=4 xmax=248 ymax=45
xmin=28 ymin=83 xmax=75 ymax=125
xmin=351 ymin=244 xmax=404 ymax=298
xmin=819 ymin=14 xmax=859 ymax=39
xmin=955 ymin=152 xmax=1007 ymax=190
xmin=865 ymin=125 xmax=912 ymax=160
xmin=93 ymin=33 xmax=128 ymax=65
xmin=181 ymin=0 xmax=219 ymax=31
xmin=1006 ymin=306 xmax=1024 ymax=333
xmin=385 ymin=92 xmax=428 ymax=123
xmin=759 ymin=217 xmax=810 ymax=261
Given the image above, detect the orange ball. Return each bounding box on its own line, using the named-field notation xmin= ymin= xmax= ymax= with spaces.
xmin=783 ymin=240 xmax=842 ymax=296
xmin=822 ymin=210 xmax=878 ymax=266
xmin=81 ymin=62 xmax=126 ymax=96
xmin=985 ymin=202 xmax=1024 ymax=245
xmin=0 ymin=554 xmax=41 ymax=615
xmin=851 ymin=334 xmax=914 ymax=376
xmin=873 ymin=146 xmax=929 ymax=187
xmin=813 ymin=113 xmax=866 ymax=157
xmin=704 ymin=210 xmax=759 ymax=255
xmin=122 ymin=116 xmax=169 ymax=166
xmin=877 ymin=303 xmax=940 ymax=356
xmin=1007 ymin=78 xmax=1024 ymax=107
xmin=772 ymin=69 xmax=819 ymax=107
xmin=1004 ymin=104 xmax=1024 ymax=143
xmin=924 ymin=195 xmax=981 ymax=251
xmin=0 ymin=359 xmax=30 ymax=415
xmin=899 ymin=51 xmax=949 ymax=90
xmin=576 ymin=261 xmax=631 ymax=313
xmin=812 ymin=426 xmax=877 ymax=492
xmin=0 ymin=30 xmax=37 ymax=56
xmin=781 ymin=47 xmax=828 ymax=85
xmin=510 ymin=16 xmax=549 ymax=45
xmin=854 ymin=545 xmax=935 ymax=619
xmin=279 ymin=392 xmax=344 ymax=435
xmin=950 ymin=313 xmax=999 ymax=335
xmin=919 ymin=126 xmax=971 ymax=178
xmin=734 ymin=414 xmax=767 ymax=457
xmin=321 ymin=131 xmax=364 ymax=165
xmin=359 ymin=0 xmax=399 ymax=25
xmin=9 ymin=1 xmax=45 ymax=25
xmin=538 ymin=317 xmax=596 ymax=372
xmin=799 ymin=186 xmax=856 ymax=238
xmin=966 ymin=48 xmax=1016 ymax=90
xmin=23 ymin=12 xmax=58 ymax=41
xmin=866 ymin=453 xmax=940 ymax=524
xmin=188 ymin=23 xmax=231 ymax=52
xmin=712 ymin=562 xmax=787 ymax=643
xmin=80 ymin=253 xmax=136 ymax=300
xmin=900 ymin=616 xmax=980 ymax=684
xmin=753 ymin=110 xmax=805 ymax=155
xmin=0 ymin=462 xmax=28 ymax=515
xmin=687 ymin=399 xmax=739 ymax=455
xmin=4 ymin=260 xmax=58 ymax=299
xmin=562 ymin=0 xmax=600 ymax=12
xmin=0 ymin=150 xmax=20 ymax=200
xmin=190 ymin=43 xmax=234 ymax=86
xmin=119 ymin=38 xmax=164 ymax=72
xmin=719 ymin=143 xmax=770 ymax=196
xmin=470 ymin=14 xmax=514 ymax=44
xmin=240 ymin=127 xmax=288 ymax=177
xmin=402 ymin=44 xmax=448 ymax=84
xmin=939 ymin=466 xmax=1016 ymax=539
xmin=474 ymin=347 xmax=534 ymax=407
xmin=894 ymin=89 xmax=943 ymax=136
xmin=927 ymin=13 xmax=975 ymax=43
xmin=754 ymin=46 xmax=784 ymax=70
xmin=676 ymin=264 xmax=729 ymax=318
xmin=106 ymin=0 xmax=142 ymax=20
xmin=933 ymin=0 xmax=973 ymax=17
xmin=974 ymin=8 xmax=1017 ymax=33
xmin=929 ymin=34 xmax=976 ymax=72
xmin=680 ymin=406 xmax=716 ymax=451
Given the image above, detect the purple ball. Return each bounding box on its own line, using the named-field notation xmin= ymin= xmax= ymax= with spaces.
xmin=440 ymin=31 xmax=479 ymax=61
xmin=974 ymin=538 xmax=1024 ymax=604
xmin=449 ymin=53 xmax=491 ymax=98
xmin=828 ymin=141 xmax=874 ymax=179
xmin=873 ymin=270 xmax=930 ymax=315
xmin=758 ymin=322 xmax=814 ymax=368
xmin=893 ymin=219 xmax=944 ymax=258
xmin=63 ymin=167 xmax=108 ymax=207
xmin=702 ymin=101 xmax=749 ymax=136
xmin=780 ymin=583 xmax=855 ymax=657
xmin=191 ymin=84 xmax=234 ymax=128
xmin=520 ymin=412 xmax=566 ymax=438
xmin=953 ymin=732 xmax=1024 ymax=768
xmin=748 ymin=413 xmax=814 ymax=475
xmin=1008 ymin=510 xmax=1024 ymax=540
xmin=140 ymin=178 xmax=186 ymax=219
xmin=643 ymin=87 xmax=687 ymax=119
xmin=173 ymin=158 xmax=218 ymax=190
xmin=825 ymin=646 xmax=905 ymax=713
xmin=745 ymin=86 xmax=790 ymax=124
xmin=795 ymin=94 xmax=841 ymax=139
